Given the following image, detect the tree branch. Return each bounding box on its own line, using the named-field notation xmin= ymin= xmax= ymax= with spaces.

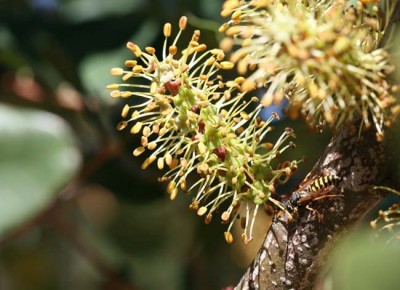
xmin=235 ymin=123 xmax=389 ymax=289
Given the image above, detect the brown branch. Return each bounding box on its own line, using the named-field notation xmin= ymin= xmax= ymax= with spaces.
xmin=49 ymin=209 xmax=139 ymax=290
xmin=235 ymin=124 xmax=388 ymax=290
xmin=0 ymin=139 xmax=121 ymax=248
xmin=0 ymin=184 xmax=76 ymax=248
xmin=0 ymin=143 xmax=128 ymax=286
xmin=234 ymin=123 xmax=396 ymax=285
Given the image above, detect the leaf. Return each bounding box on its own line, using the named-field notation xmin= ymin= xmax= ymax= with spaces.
xmin=60 ymin=0 xmax=144 ymax=22
xmin=79 ymin=18 xmax=159 ymax=104
xmin=330 ymin=232 xmax=400 ymax=290
xmin=0 ymin=104 xmax=81 ymax=237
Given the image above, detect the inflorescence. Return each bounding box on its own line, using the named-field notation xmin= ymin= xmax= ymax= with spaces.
xmin=108 ymin=16 xmax=300 ymax=244
xmin=371 ymin=203 xmax=400 ymax=243
xmin=219 ymin=0 xmax=399 ymax=138
xmin=109 ymin=0 xmax=399 ymax=243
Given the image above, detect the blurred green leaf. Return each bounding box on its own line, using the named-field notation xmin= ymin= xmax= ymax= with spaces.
xmin=0 ymin=104 xmax=81 ymax=237
xmin=60 ymin=0 xmax=144 ymax=22
xmin=329 ymin=232 xmax=400 ymax=290
xmin=198 ymin=0 xmax=223 ymax=21
xmin=79 ymin=18 xmax=159 ymax=103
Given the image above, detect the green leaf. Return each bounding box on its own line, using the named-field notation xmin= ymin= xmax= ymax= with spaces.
xmin=0 ymin=104 xmax=81 ymax=237
xmin=60 ymin=0 xmax=144 ymax=22
xmin=79 ymin=18 xmax=159 ymax=104
xmin=330 ymin=232 xmax=400 ymax=290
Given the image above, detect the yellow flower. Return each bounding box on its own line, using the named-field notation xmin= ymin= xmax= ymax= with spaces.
xmin=109 ymin=16 xmax=300 ymax=243
xmin=221 ymin=0 xmax=398 ymax=137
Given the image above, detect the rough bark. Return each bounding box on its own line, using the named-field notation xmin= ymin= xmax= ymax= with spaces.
xmin=235 ymin=3 xmax=400 ymax=288
xmin=235 ymin=124 xmax=387 ymax=290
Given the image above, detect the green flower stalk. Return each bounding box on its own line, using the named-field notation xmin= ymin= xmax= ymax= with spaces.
xmin=220 ymin=0 xmax=399 ymax=138
xmin=108 ymin=16 xmax=300 ymax=244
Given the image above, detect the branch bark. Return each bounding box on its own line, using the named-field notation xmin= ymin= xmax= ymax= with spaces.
xmin=235 ymin=124 xmax=388 ymax=290
xmin=235 ymin=3 xmax=400 ymax=289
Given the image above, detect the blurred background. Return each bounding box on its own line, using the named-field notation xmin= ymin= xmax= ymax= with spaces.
xmin=0 ymin=0 xmax=399 ymax=290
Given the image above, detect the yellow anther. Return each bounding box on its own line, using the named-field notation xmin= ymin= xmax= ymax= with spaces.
xmin=167 ymin=180 xmax=176 ymax=194
xmin=141 ymin=136 xmax=148 ymax=147
xmin=133 ymin=65 xmax=143 ymax=73
xmin=124 ymin=60 xmax=137 ymax=67
xmin=163 ymin=23 xmax=172 ymax=37
xmin=110 ymin=90 xmax=121 ymax=98
xmin=110 ymin=68 xmax=124 ymax=76
xmin=231 ymin=10 xmax=242 ymax=21
xmin=133 ymin=146 xmax=145 ymax=156
xmin=121 ymin=104 xmax=130 ymax=118
xmin=121 ymin=91 xmax=133 ymax=98
xmin=179 ymin=16 xmax=188 ymax=30
xmin=169 ymin=45 xmax=177 ymax=55
xmin=197 ymin=207 xmax=208 ymax=216
xmin=145 ymin=46 xmax=156 ymax=54
xmin=157 ymin=157 xmax=164 ymax=170
xmin=218 ymin=23 xmax=229 ymax=33
xmin=220 ymin=61 xmax=234 ymax=70
xmin=106 ymin=84 xmax=119 ymax=90
xmin=141 ymin=155 xmax=156 ymax=170
xmin=116 ymin=121 xmax=128 ymax=131
xmin=147 ymin=142 xmax=157 ymax=150
xmin=224 ymin=231 xmax=234 ymax=244
xmin=221 ymin=211 xmax=230 ymax=221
